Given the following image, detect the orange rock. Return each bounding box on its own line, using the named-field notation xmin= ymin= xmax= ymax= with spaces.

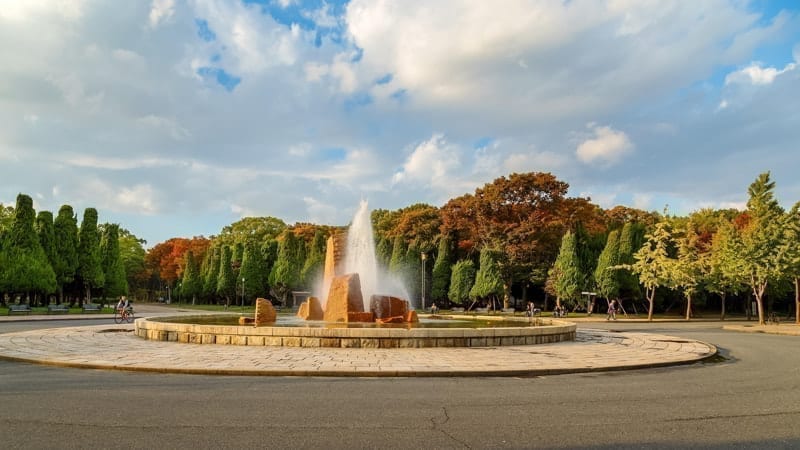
xmin=348 ymin=311 xmax=375 ymax=323
xmin=239 ymin=316 xmax=255 ymax=325
xmin=323 ymin=273 xmax=365 ymax=322
xmin=297 ymin=296 xmax=324 ymax=321
xmin=369 ymin=295 xmax=410 ymax=319
xmin=255 ymin=298 xmax=277 ymax=325
xmin=375 ymin=315 xmax=405 ymax=324
xmin=404 ymin=310 xmax=419 ymax=323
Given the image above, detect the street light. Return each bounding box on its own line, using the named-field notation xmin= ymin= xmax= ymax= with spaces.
xmin=241 ymin=277 xmax=245 ymax=309
xmin=421 ymin=252 xmax=427 ymax=311
xmin=177 ymin=282 xmax=181 ymax=306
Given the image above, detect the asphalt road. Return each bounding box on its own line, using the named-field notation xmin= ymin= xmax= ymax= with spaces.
xmin=0 ymin=320 xmax=798 ymax=449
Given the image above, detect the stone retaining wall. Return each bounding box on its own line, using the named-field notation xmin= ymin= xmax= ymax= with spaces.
xmin=135 ymin=315 xmax=576 ymax=348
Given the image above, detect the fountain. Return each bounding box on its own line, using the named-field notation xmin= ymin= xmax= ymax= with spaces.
xmin=134 ymin=202 xmax=577 ymax=347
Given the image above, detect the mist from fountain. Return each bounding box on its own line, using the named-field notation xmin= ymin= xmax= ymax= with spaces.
xmin=344 ymin=200 xmax=410 ymax=312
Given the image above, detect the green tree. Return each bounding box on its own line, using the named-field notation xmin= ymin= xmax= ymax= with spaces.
xmin=181 ymin=250 xmax=201 ymax=305
xmin=671 ymin=222 xmax=708 ymax=320
xmin=785 ymin=203 xmax=800 ymax=324
xmin=301 ymin=230 xmax=326 ymax=288
xmin=100 ymin=223 xmax=127 ymax=303
xmin=216 ymin=246 xmax=235 ymax=307
xmin=240 ymin=243 xmax=268 ymax=304
xmin=216 ymin=216 xmax=288 ymax=248
xmin=448 ymin=259 xmax=476 ymax=305
xmin=76 ymin=208 xmax=104 ymax=305
xmin=629 ymin=220 xmax=676 ymax=321
xmin=617 ymin=222 xmax=645 ymax=300
xmin=36 ymin=211 xmax=56 ymax=273
xmin=119 ymin=229 xmax=147 ymax=299
xmin=405 ymin=243 xmax=423 ymax=306
xmin=201 ymin=246 xmax=220 ymax=302
xmin=52 ymin=205 xmax=79 ymax=303
xmin=269 ymin=231 xmax=303 ymax=305
xmin=470 ymin=247 xmax=504 ymax=310
xmin=740 ymin=172 xmax=789 ymax=325
xmin=375 ymin=237 xmax=392 ymax=269
xmin=0 ymin=194 xmax=57 ymax=304
xmin=430 ymin=237 xmax=452 ymax=303
xmin=594 ymin=229 xmax=621 ymax=307
xmin=550 ymin=230 xmax=582 ymax=309
xmin=388 ymin=235 xmax=407 ymax=277
xmin=707 ymin=219 xmax=745 ymax=320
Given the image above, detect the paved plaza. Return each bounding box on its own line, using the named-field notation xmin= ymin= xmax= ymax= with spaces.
xmin=0 ymin=314 xmax=717 ymax=376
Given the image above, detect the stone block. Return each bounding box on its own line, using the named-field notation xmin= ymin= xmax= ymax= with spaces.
xmin=323 ymin=273 xmax=365 ymax=322
xmin=255 ymin=298 xmax=277 ymax=325
xmin=369 ymin=295 xmax=409 ymax=319
xmin=348 ymin=311 xmax=375 ymax=322
xmin=239 ymin=316 xmax=255 ymax=325
xmin=404 ymin=310 xmax=419 ymax=323
xmin=297 ymin=296 xmax=324 ymax=321
xmin=376 ymin=315 xmax=405 ymax=324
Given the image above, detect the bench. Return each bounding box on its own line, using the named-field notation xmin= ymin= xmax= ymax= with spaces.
xmin=82 ymin=303 xmax=102 ymax=313
xmin=8 ymin=304 xmax=32 ymax=315
xmin=451 ymin=307 xmax=465 ymax=313
xmin=47 ymin=304 xmax=70 ymax=314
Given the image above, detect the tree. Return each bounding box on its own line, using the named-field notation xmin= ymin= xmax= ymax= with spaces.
xmin=405 ymin=243 xmax=423 ymax=305
xmin=448 ymin=260 xmax=476 ymax=306
xmin=76 ymin=208 xmax=104 ymax=305
xmin=202 ymin=246 xmax=220 ymax=302
xmin=216 ymin=246 xmax=235 ymax=307
xmin=785 ymin=203 xmax=800 ymax=324
xmin=375 ymin=237 xmax=392 ymax=269
xmin=388 ymin=235 xmax=407 ymax=277
xmin=430 ymin=236 xmax=452 ymax=303
xmin=0 ymin=194 xmax=57 ymax=303
xmin=671 ymin=221 xmax=708 ymax=320
xmin=36 ymin=211 xmax=56 ymax=274
xmin=269 ymin=231 xmax=303 ymax=305
xmin=470 ymin=247 xmax=504 ymax=310
xmin=300 ymin=230 xmax=326 ymax=288
xmin=215 ymin=216 xmax=288 ymax=248
xmin=629 ymin=220 xmax=676 ymax=321
xmin=707 ymin=219 xmax=745 ymax=320
xmin=181 ymin=250 xmax=201 ymax=305
xmin=240 ymin=243 xmax=268 ymax=304
xmin=119 ymin=229 xmax=147 ymax=299
xmin=739 ymin=172 xmax=789 ymax=325
xmin=617 ymin=222 xmax=645 ymax=300
xmin=100 ymin=223 xmax=128 ymax=303
xmin=594 ymin=230 xmax=621 ymax=308
xmin=550 ymin=230 xmax=582 ymax=309
xmin=52 ymin=205 xmax=79 ymax=304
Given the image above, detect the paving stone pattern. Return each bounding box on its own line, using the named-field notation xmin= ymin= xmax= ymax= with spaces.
xmin=0 ymin=324 xmax=716 ymax=377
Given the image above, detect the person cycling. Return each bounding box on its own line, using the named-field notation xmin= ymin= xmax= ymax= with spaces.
xmin=116 ymin=296 xmax=130 ymax=312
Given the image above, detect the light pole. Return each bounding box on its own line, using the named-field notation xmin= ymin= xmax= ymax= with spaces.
xmin=421 ymin=252 xmax=427 ymax=311
xmin=241 ymin=277 xmax=245 ymax=309
xmin=178 ymin=282 xmax=181 ymax=306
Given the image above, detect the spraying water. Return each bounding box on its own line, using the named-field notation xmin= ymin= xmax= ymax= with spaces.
xmin=343 ymin=200 xmax=411 ymax=311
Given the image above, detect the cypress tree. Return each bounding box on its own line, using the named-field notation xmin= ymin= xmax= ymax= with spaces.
xmin=269 ymin=231 xmax=302 ymax=305
xmin=552 ymin=230 xmax=581 ymax=308
xmin=301 ymin=230 xmax=326 ymax=288
xmin=448 ymin=259 xmax=476 ymax=305
xmin=430 ymin=236 xmax=452 ymax=303
xmin=0 ymin=194 xmax=57 ymax=304
xmin=77 ymin=208 xmax=104 ymax=305
xmin=216 ymin=245 xmax=235 ymax=307
xmin=470 ymin=247 xmax=504 ymax=308
xmin=594 ymin=229 xmax=621 ymax=304
xmin=405 ymin=243 xmax=422 ymax=304
xmin=388 ymin=236 xmax=406 ymax=277
xmin=53 ymin=205 xmax=79 ymax=304
xmin=181 ymin=250 xmax=201 ymax=305
xmin=240 ymin=243 xmax=267 ymax=304
xmin=36 ymin=211 xmax=56 ymax=271
xmin=100 ymin=223 xmax=127 ymax=303
xmin=201 ymin=246 xmax=220 ymax=303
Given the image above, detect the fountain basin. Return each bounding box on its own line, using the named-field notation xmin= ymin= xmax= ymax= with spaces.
xmin=134 ymin=315 xmax=576 ymax=348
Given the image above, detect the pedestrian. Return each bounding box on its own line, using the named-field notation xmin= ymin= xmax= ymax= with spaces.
xmin=606 ymin=299 xmax=617 ymax=321
xmin=526 ymin=301 xmax=534 ymax=317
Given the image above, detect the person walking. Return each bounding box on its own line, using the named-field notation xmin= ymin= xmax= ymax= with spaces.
xmin=606 ymin=299 xmax=617 ymax=321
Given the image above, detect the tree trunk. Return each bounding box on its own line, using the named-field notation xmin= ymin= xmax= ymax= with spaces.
xmin=720 ymin=292 xmax=726 ymax=321
xmin=753 ymin=281 xmax=766 ymax=325
xmin=795 ymin=277 xmax=799 ymax=325
xmin=502 ymin=283 xmax=511 ymax=310
xmin=685 ymin=293 xmax=692 ymax=321
xmin=647 ymin=287 xmax=655 ymax=322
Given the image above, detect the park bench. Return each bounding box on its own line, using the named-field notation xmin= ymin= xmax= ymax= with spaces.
xmin=47 ymin=304 xmax=70 ymax=314
xmin=451 ymin=307 xmax=465 ymax=313
xmin=82 ymin=303 xmax=102 ymax=313
xmin=8 ymin=304 xmax=32 ymax=315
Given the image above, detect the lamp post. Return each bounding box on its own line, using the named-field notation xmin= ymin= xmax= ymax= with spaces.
xmin=421 ymin=252 xmax=427 ymax=311
xmin=177 ymin=282 xmax=181 ymax=306
xmin=241 ymin=277 xmax=245 ymax=309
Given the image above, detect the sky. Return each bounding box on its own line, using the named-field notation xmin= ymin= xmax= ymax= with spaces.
xmin=1 ymin=0 xmax=799 ymax=247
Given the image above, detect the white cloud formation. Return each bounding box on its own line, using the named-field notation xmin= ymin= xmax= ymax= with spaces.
xmin=148 ymin=0 xmax=175 ymax=29
xmin=392 ymin=134 xmax=460 ymax=187
xmin=725 ymin=61 xmax=797 ymax=85
xmin=575 ymin=124 xmax=634 ymax=165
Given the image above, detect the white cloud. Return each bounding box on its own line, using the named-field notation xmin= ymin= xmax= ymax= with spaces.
xmin=632 ymin=193 xmax=653 ymax=211
xmin=725 ymin=61 xmax=797 ymax=85
xmin=392 ymin=134 xmax=460 ymax=187
xmin=148 ymin=0 xmax=175 ymax=29
xmin=575 ymin=124 xmax=634 ymax=165
xmin=303 ymin=196 xmax=338 ymax=224
xmin=137 ymin=115 xmax=190 ymax=141
xmin=0 ymin=0 xmax=85 ymax=21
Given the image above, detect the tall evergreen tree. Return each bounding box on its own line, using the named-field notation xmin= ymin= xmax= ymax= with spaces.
xmin=52 ymin=205 xmax=79 ymax=304
xmin=77 ymin=208 xmax=104 ymax=305
xmin=100 ymin=223 xmax=127 ymax=303
xmin=430 ymin=236 xmax=452 ymax=303
xmin=301 ymin=230 xmax=326 ymax=289
xmin=0 ymin=194 xmax=57 ymax=304
xmin=201 ymin=246 xmax=220 ymax=303
xmin=240 ymin=243 xmax=267 ymax=304
xmin=405 ymin=242 xmax=423 ymax=305
xmin=448 ymin=259 xmax=476 ymax=306
xmin=181 ymin=250 xmax=201 ymax=305
xmin=551 ymin=231 xmax=582 ymax=308
xmin=470 ymin=247 xmax=504 ymax=309
xmin=594 ymin=229 xmax=621 ymax=306
xmin=376 ymin=237 xmax=392 ymax=269
xmin=617 ymin=222 xmax=644 ymax=299
xmin=216 ymin=246 xmax=235 ymax=307
xmin=269 ymin=231 xmax=303 ymax=305
xmin=36 ymin=211 xmax=56 ymax=273
xmin=388 ymin=236 xmax=406 ymax=277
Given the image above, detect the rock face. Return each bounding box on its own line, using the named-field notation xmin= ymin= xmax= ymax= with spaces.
xmin=296 ymin=296 xmax=324 ymax=321
xmin=404 ymin=310 xmax=419 ymax=323
xmin=323 ymin=273 xmax=366 ymax=322
xmin=369 ymin=295 xmax=409 ymax=320
xmin=255 ymin=298 xmax=277 ymax=325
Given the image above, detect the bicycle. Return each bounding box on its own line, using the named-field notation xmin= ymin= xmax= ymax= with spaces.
xmin=114 ymin=307 xmax=135 ymax=324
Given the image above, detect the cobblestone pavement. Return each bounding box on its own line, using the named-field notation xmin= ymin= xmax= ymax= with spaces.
xmin=0 ymin=322 xmax=716 ymax=377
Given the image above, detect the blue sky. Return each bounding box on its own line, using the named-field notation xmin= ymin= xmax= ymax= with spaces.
xmin=1 ymin=0 xmax=799 ymax=246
